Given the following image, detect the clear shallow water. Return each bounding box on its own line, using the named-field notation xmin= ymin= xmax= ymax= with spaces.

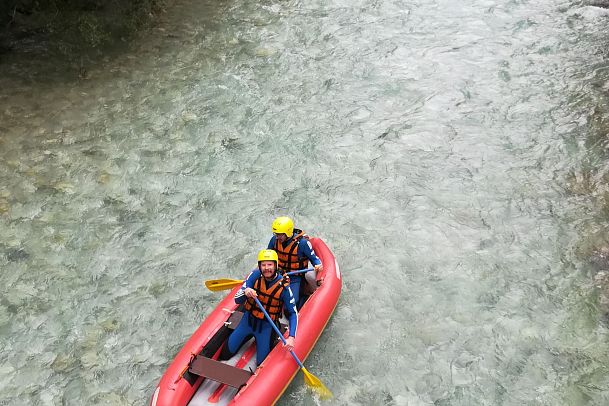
xmin=1 ymin=0 xmax=609 ymax=405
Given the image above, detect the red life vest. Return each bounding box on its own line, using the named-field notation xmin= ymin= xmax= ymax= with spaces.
xmin=244 ymin=274 xmax=289 ymax=321
xmin=274 ymin=229 xmax=309 ymax=271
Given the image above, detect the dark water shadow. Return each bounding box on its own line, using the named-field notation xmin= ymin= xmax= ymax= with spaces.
xmin=0 ymin=0 xmax=231 ymax=86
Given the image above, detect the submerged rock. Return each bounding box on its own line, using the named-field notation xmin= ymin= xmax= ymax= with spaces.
xmin=6 ymin=248 xmax=29 ymax=262
xmin=100 ymin=318 xmax=121 ymax=333
xmin=0 ymin=199 xmax=9 ymax=214
xmin=51 ymin=353 xmax=78 ymax=373
xmin=254 ymin=47 xmax=277 ymax=57
xmin=53 ymin=182 xmax=75 ymax=194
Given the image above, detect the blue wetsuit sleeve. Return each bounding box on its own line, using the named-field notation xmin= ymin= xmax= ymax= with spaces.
xmin=234 ymin=269 xmax=260 ymax=304
xmin=298 ymin=239 xmax=322 ymax=266
xmin=281 ymin=287 xmax=298 ymax=337
xmin=267 ymin=236 xmax=276 ymax=249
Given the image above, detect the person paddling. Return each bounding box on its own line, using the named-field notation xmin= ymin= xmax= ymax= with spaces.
xmin=221 ymin=250 xmax=298 ymax=366
xmin=268 ymin=216 xmax=323 ymax=307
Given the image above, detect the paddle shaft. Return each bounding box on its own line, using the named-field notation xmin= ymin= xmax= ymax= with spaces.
xmin=287 ymin=268 xmax=313 ymax=277
xmin=252 ymin=297 xmax=306 ymax=369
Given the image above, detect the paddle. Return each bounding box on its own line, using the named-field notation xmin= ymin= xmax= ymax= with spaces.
xmin=204 ymin=278 xmax=245 ymax=292
xmin=252 ymin=296 xmax=332 ymax=400
xmin=204 ymin=269 xmax=313 ymax=292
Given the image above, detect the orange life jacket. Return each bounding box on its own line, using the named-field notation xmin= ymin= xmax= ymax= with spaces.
xmin=273 ymin=229 xmax=309 ymax=271
xmin=244 ymin=274 xmax=289 ymax=321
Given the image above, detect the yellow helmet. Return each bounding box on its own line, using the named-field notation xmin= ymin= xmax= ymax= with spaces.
xmin=272 ymin=216 xmax=294 ymax=236
xmin=257 ymin=249 xmax=278 ymax=264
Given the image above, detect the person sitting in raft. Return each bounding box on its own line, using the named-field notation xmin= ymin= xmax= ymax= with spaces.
xmin=268 ymin=216 xmax=323 ymax=307
xmin=221 ymin=249 xmax=298 ymax=366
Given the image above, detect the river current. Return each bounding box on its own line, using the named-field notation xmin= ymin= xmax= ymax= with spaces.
xmin=2 ymin=0 xmax=609 ymax=405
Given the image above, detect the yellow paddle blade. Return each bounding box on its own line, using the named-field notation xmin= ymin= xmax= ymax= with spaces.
xmin=302 ymin=367 xmax=333 ymax=400
xmin=204 ymin=278 xmax=244 ymax=291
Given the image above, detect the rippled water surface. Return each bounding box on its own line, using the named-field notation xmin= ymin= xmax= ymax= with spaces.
xmin=2 ymin=0 xmax=609 ymax=405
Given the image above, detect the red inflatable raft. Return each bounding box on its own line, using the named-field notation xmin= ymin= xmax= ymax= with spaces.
xmin=150 ymin=238 xmax=341 ymax=406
